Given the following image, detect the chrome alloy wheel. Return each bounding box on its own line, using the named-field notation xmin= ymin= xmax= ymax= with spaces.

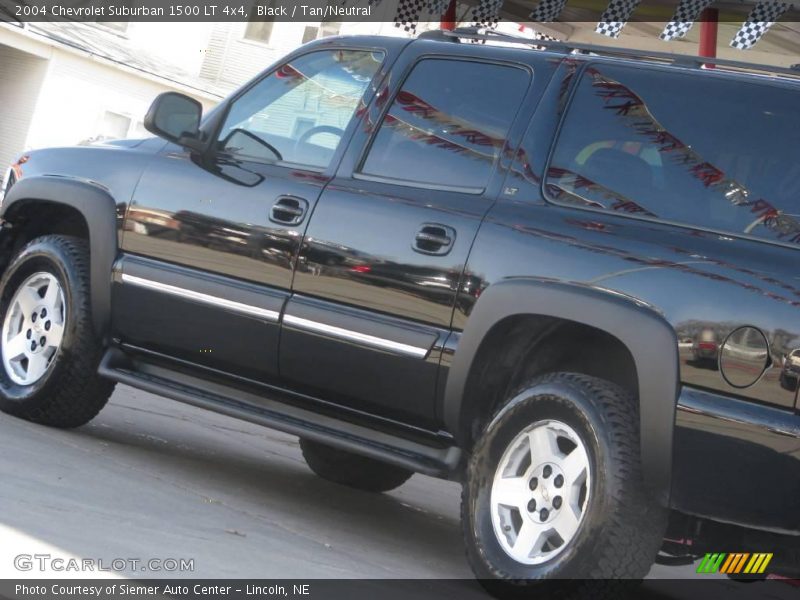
xmin=490 ymin=419 xmax=591 ymax=565
xmin=1 ymin=272 xmax=66 ymax=386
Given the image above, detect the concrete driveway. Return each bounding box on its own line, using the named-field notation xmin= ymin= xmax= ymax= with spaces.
xmin=0 ymin=385 xmax=788 ymax=599
xmin=0 ymin=385 xmax=474 ymax=581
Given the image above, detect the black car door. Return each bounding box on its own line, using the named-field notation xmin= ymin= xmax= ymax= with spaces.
xmin=281 ymin=42 xmax=534 ymax=429
xmin=113 ymin=44 xmax=393 ymax=383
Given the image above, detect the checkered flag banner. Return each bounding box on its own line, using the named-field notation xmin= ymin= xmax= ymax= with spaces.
xmin=596 ymin=0 xmax=643 ymax=38
xmin=529 ymin=0 xmax=569 ymax=22
xmin=660 ymin=0 xmax=713 ymax=41
xmin=531 ymin=28 xmax=561 ymax=41
xmin=528 ymin=27 xmax=562 ymax=49
xmin=731 ymin=1 xmax=793 ymax=49
xmin=470 ymin=0 xmax=505 ymax=30
xmin=394 ymin=0 xmax=426 ymax=33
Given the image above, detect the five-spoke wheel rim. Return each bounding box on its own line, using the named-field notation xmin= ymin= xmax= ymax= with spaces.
xmin=490 ymin=419 xmax=591 ymax=565
xmin=1 ymin=272 xmax=66 ymax=386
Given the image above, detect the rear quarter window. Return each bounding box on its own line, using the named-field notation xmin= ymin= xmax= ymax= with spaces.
xmin=546 ymin=63 xmax=800 ymax=245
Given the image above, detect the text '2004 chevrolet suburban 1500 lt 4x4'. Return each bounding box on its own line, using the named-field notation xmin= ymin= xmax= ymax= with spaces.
xmin=1 ymin=27 xmax=798 ymax=593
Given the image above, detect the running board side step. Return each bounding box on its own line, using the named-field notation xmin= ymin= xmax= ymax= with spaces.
xmin=98 ymin=348 xmax=461 ymax=478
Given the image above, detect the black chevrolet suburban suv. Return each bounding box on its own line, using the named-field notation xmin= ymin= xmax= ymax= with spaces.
xmin=1 ymin=27 xmax=799 ymax=589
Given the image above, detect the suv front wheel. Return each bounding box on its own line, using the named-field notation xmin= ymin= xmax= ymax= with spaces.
xmin=462 ymin=372 xmax=666 ymax=593
xmin=0 ymin=235 xmax=114 ymax=427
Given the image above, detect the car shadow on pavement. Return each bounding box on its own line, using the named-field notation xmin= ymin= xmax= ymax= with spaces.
xmin=51 ymin=393 xmax=473 ymax=579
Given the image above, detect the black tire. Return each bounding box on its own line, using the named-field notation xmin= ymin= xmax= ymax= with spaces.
xmin=300 ymin=438 xmax=414 ymax=493
xmin=462 ymin=372 xmax=667 ymax=597
xmin=0 ymin=235 xmax=114 ymax=427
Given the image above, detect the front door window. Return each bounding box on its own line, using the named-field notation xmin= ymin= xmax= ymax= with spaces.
xmin=217 ymin=49 xmax=384 ymax=170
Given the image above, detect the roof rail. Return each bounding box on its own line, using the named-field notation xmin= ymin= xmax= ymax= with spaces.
xmin=439 ymin=27 xmax=800 ymax=80
xmin=418 ymin=29 xmax=461 ymax=42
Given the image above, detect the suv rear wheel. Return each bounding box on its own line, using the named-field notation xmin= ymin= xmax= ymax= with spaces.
xmin=0 ymin=235 xmax=114 ymax=427
xmin=300 ymin=438 xmax=413 ymax=493
xmin=462 ymin=372 xmax=666 ymax=594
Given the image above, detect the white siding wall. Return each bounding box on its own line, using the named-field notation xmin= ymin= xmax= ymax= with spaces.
xmin=125 ymin=22 xmax=215 ymax=77
xmin=0 ymin=44 xmax=47 ymax=170
xmin=25 ymin=50 xmax=217 ymax=152
xmin=199 ymin=21 xmax=408 ymax=91
xmin=200 ymin=22 xmax=287 ymax=90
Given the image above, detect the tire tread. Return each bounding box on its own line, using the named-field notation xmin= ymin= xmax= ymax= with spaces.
xmin=462 ymin=371 xmax=667 ymax=593
xmin=0 ymin=235 xmax=114 ymax=428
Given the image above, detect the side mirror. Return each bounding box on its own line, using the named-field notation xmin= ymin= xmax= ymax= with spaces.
xmin=144 ymin=92 xmax=204 ymax=151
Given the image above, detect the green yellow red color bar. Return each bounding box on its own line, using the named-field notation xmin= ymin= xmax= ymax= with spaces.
xmin=696 ymin=552 xmax=773 ymax=574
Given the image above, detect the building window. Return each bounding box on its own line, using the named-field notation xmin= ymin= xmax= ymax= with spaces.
xmin=244 ymin=21 xmax=274 ymax=44
xmin=320 ymin=21 xmax=341 ymax=37
xmin=244 ymin=0 xmax=275 ymax=44
xmin=101 ymin=111 xmax=132 ymax=140
xmin=303 ymin=21 xmax=342 ymax=44
xmin=302 ymin=26 xmax=318 ymax=45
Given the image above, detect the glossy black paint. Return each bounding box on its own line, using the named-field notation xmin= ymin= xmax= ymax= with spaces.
xmin=5 ymin=35 xmax=800 ymax=535
xmin=120 ymin=146 xmax=324 ymax=377
xmin=119 ymin=40 xmax=402 ymax=380
xmin=112 ymin=255 xmax=285 ymax=380
xmin=458 ymin=58 xmax=800 ymax=525
xmin=123 ymin=149 xmax=322 ymax=290
xmin=281 ymin=295 xmax=448 ymax=427
xmin=473 ymin=59 xmax=800 ymax=411
xmin=286 ymin=42 xmax=541 ymax=423
xmin=467 ymin=202 xmax=800 ymax=409
xmin=673 ymin=386 xmax=800 ymax=533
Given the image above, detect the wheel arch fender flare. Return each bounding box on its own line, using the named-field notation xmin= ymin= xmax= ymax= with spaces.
xmin=1 ymin=176 xmax=119 ymax=336
xmin=443 ymin=278 xmax=679 ymax=504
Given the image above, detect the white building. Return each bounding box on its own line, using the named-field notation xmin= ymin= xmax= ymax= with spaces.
xmin=0 ymin=21 xmax=224 ymax=170
xmin=198 ymin=20 xmax=418 ymax=91
xmin=0 ymin=17 xmax=415 ymax=170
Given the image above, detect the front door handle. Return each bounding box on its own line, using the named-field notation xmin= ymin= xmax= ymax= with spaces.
xmin=270 ymin=196 xmax=308 ymax=226
xmin=413 ymin=223 xmax=456 ymax=256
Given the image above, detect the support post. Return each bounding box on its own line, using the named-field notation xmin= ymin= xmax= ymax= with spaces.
xmin=441 ymin=0 xmax=457 ymax=30
xmin=699 ymin=8 xmax=719 ymax=68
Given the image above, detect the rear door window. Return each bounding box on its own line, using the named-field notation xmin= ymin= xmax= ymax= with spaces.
xmin=359 ymin=58 xmax=530 ymax=192
xmin=546 ymin=64 xmax=800 ymax=244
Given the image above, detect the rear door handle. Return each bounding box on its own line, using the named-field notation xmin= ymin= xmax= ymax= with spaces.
xmin=270 ymin=196 xmax=308 ymax=226
xmin=413 ymin=223 xmax=456 ymax=256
